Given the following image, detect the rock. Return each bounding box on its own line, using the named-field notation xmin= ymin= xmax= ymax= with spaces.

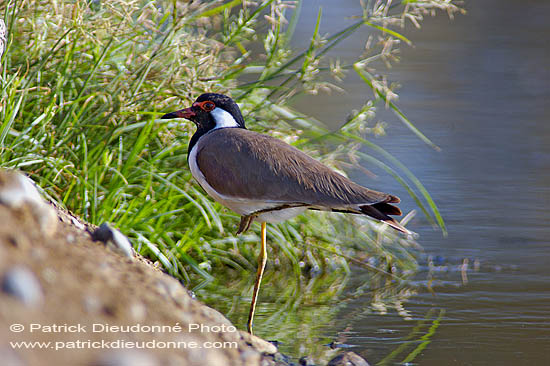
xmin=299 ymin=356 xmax=316 ymax=366
xmin=70 ymin=215 xmax=86 ymax=230
xmin=327 ymin=341 xmax=354 ymax=349
xmin=0 ymin=170 xmax=58 ymax=236
xmin=240 ymin=330 xmax=278 ymax=355
xmin=83 ymin=294 xmax=102 ymax=314
xmin=327 ymin=352 xmax=370 ymax=366
xmin=273 ymin=352 xmax=292 ymax=364
xmin=41 ymin=267 xmax=57 ymax=284
xmin=90 ymin=223 xmax=134 ymax=258
xmin=261 ymin=351 xmax=294 ymax=366
xmin=93 ymin=350 xmax=159 ymax=366
xmin=128 ymin=301 xmax=147 ymax=322
xmin=1 ymin=265 xmax=44 ymax=306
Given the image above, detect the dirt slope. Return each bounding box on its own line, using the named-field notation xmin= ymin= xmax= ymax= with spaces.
xmin=0 ymin=171 xmax=278 ymax=366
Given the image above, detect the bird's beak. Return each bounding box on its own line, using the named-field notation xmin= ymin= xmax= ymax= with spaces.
xmin=161 ymin=107 xmax=196 ymax=120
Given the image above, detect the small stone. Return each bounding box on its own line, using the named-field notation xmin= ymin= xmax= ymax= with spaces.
xmin=93 ymin=350 xmax=159 ymax=366
xmin=240 ymin=330 xmax=278 ymax=355
xmin=299 ymin=356 xmax=316 ymax=366
xmin=1 ymin=266 xmax=43 ymax=306
xmin=0 ymin=170 xmax=58 ymax=236
xmin=41 ymin=267 xmax=57 ymax=283
xmin=0 ymin=170 xmax=43 ymax=208
xmin=83 ymin=294 xmax=102 ymax=314
xmin=327 ymin=341 xmax=354 ymax=349
xmin=128 ymin=301 xmax=147 ymax=322
xmin=273 ymin=352 xmax=291 ymax=363
xmin=91 ymin=223 xmax=134 ymax=258
xmin=71 ymin=216 xmax=86 ymax=230
xmin=110 ymin=228 xmax=134 ymax=258
xmin=91 ymin=223 xmax=114 ymax=242
xmin=327 ymin=352 xmax=370 ymax=366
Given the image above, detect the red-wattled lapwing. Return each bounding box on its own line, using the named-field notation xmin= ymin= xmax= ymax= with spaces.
xmin=162 ymin=93 xmax=410 ymax=334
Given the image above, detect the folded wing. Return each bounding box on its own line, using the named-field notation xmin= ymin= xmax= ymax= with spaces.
xmin=195 ymin=128 xmax=406 ymax=229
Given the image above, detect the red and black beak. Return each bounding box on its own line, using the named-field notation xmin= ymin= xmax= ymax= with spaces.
xmin=161 ymin=107 xmax=196 ymax=120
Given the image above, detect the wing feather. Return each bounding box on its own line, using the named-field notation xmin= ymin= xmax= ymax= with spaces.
xmin=195 ymin=128 xmax=396 ymax=208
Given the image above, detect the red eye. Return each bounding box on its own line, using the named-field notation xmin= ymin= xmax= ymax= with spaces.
xmin=200 ymin=101 xmax=215 ymax=112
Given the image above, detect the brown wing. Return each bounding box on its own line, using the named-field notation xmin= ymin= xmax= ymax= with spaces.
xmin=195 ymin=128 xmax=400 ymax=209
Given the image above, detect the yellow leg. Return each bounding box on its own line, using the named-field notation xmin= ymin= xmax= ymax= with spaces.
xmin=247 ymin=222 xmax=267 ymax=335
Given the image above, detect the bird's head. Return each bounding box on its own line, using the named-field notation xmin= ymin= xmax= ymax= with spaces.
xmin=161 ymin=93 xmax=246 ymax=131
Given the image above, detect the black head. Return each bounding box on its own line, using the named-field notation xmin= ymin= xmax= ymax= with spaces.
xmin=161 ymin=93 xmax=246 ymax=132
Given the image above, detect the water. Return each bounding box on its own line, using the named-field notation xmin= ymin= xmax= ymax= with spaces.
xmin=289 ymin=0 xmax=550 ymax=364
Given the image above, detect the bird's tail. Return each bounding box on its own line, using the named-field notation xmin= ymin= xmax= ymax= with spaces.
xmin=360 ymin=202 xmax=412 ymax=236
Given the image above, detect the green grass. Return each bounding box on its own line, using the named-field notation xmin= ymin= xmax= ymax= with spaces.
xmin=0 ymin=0 xmax=461 ymax=314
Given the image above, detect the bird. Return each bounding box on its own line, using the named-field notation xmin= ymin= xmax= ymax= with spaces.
xmin=161 ymin=93 xmax=410 ymax=335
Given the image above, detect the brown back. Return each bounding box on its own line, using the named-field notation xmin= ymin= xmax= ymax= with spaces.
xmin=195 ymin=128 xmax=398 ymax=208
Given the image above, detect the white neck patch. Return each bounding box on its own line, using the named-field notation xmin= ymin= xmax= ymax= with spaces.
xmin=211 ymin=107 xmax=240 ymax=129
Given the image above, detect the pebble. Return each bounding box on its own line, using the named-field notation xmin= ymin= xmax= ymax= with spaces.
xmin=41 ymin=267 xmax=57 ymax=284
xmin=273 ymin=352 xmax=292 ymax=363
xmin=240 ymin=330 xmax=278 ymax=355
xmin=299 ymin=356 xmax=316 ymax=366
xmin=128 ymin=301 xmax=147 ymax=322
xmin=91 ymin=223 xmax=134 ymax=258
xmin=70 ymin=216 xmax=86 ymax=230
xmin=83 ymin=294 xmax=102 ymax=314
xmin=327 ymin=341 xmax=355 ymax=349
xmin=327 ymin=352 xmax=370 ymax=366
xmin=1 ymin=266 xmax=44 ymax=306
xmin=0 ymin=170 xmax=58 ymax=236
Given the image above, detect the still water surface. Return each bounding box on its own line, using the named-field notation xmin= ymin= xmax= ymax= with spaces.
xmin=288 ymin=1 xmax=550 ymax=365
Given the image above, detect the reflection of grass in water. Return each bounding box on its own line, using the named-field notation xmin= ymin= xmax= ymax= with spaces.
xmin=201 ymin=243 xmax=435 ymax=362
xmin=199 ymin=251 xmax=349 ymax=362
xmin=377 ymin=308 xmax=446 ymax=366
xmin=203 ymin=274 xmax=348 ymax=362
xmin=201 ymin=265 xmax=447 ymax=364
